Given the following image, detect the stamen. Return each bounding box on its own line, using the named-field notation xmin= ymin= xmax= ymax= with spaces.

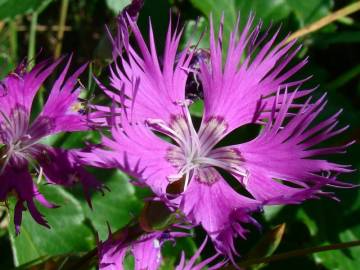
xmin=37 ymin=166 xmax=43 ymax=184
xmin=184 ymin=171 xmax=191 ymax=190
xmin=153 ymin=106 xmax=246 ymax=190
xmin=174 ymin=99 xmax=193 ymax=107
xmin=146 ymin=118 xmax=186 ymax=146
xmin=196 ymin=156 xmax=248 ymax=179
xmin=0 ymin=145 xmax=12 ymax=175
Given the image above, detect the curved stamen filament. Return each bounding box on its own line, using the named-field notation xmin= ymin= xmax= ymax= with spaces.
xmin=195 ymin=156 xmax=249 ymax=185
xmin=157 ymin=102 xmax=247 ymax=190
xmin=146 ymin=118 xmax=188 ymax=147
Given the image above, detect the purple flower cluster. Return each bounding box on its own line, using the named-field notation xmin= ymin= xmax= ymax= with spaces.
xmin=0 ymin=3 xmax=354 ymax=269
xmin=0 ymin=56 xmax=104 ymax=234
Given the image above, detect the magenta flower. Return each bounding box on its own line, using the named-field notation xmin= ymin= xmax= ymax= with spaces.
xmin=175 ymin=237 xmax=225 ymax=270
xmin=82 ymin=15 xmax=353 ymax=258
xmin=99 ymin=229 xmax=186 ymax=270
xmin=109 ymin=0 xmax=144 ymax=58
xmin=0 ymin=57 xmax=103 ymax=233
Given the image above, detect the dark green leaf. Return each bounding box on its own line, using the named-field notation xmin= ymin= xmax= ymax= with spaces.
xmin=189 ymin=0 xmax=237 ymax=49
xmin=313 ymin=230 xmax=360 ymax=270
xmin=245 ymin=224 xmax=286 ymax=270
xmin=285 ymin=0 xmax=333 ymax=26
xmin=8 ymin=185 xmax=94 ymax=267
xmin=82 ymin=170 xmax=143 ymax=240
xmin=235 ymin=0 xmax=292 ymax=26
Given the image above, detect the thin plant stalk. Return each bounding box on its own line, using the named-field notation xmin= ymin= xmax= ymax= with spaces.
xmin=27 ymin=12 xmax=38 ymax=70
xmin=9 ymin=20 xmax=18 ymax=64
xmin=287 ymin=1 xmax=360 ymax=43
xmin=231 ymin=240 xmax=360 ymax=268
xmin=54 ymin=0 xmax=70 ymax=59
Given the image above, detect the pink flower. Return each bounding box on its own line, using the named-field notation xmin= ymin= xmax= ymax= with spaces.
xmin=0 ymin=57 xmax=103 ymax=233
xmin=176 ymin=237 xmax=225 ymax=270
xmin=99 ymin=228 xmax=186 ymax=270
xmin=82 ymin=15 xmax=353 ymax=258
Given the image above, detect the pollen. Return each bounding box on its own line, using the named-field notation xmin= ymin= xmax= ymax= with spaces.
xmin=71 ymin=102 xmax=85 ymax=112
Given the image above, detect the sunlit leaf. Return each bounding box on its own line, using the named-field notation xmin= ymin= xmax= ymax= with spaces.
xmin=106 ymin=0 xmax=131 ymax=14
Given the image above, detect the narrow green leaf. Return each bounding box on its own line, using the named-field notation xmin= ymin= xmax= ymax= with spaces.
xmin=314 ymin=230 xmax=360 ymax=270
xmin=245 ymin=223 xmax=286 ymax=270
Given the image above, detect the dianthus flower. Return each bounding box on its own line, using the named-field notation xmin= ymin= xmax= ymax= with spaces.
xmin=99 ymin=227 xmax=187 ymax=270
xmin=175 ymin=237 xmax=225 ymax=270
xmin=0 ymin=57 xmax=103 ymax=233
xmin=82 ymin=15 xmax=353 ymax=258
xmin=99 ymin=225 xmax=223 ymax=270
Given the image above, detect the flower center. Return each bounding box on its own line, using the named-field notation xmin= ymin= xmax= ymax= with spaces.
xmin=0 ymin=108 xmax=52 ymax=173
xmin=146 ymin=101 xmax=248 ymax=191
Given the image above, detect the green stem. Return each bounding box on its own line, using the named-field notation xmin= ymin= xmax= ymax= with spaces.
xmin=27 ymin=12 xmax=38 ymax=70
xmin=9 ymin=20 xmax=18 ymax=64
xmin=287 ymin=1 xmax=360 ymax=43
xmin=234 ymin=240 xmax=360 ymax=268
xmin=86 ymin=62 xmax=94 ymax=98
xmin=54 ymin=0 xmax=70 ymax=59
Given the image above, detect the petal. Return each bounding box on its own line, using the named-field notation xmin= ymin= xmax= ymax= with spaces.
xmin=96 ymin=17 xmax=192 ymax=125
xmin=35 ymin=56 xmax=88 ymax=134
xmin=79 ymin=118 xmax=178 ymax=196
xmin=37 ymin=147 xmax=105 ymax=207
xmin=175 ymin=237 xmax=225 ymax=270
xmin=231 ymin=91 xmax=353 ymax=204
xmin=0 ymin=58 xmax=62 ymax=117
xmin=132 ymin=235 xmax=162 ymax=270
xmin=14 ymin=200 xmax=25 ymax=235
xmin=180 ymin=168 xmax=260 ymax=257
xmin=99 ymin=237 xmax=126 ymax=270
xmin=199 ymin=15 xmax=312 ymax=138
xmin=0 ymin=166 xmax=51 ymax=233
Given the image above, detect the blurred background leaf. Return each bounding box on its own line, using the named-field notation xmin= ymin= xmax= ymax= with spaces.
xmin=106 ymin=0 xmax=131 ymax=14
xmin=0 ymin=0 xmax=53 ymax=21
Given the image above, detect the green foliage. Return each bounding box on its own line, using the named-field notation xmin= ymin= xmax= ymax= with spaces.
xmin=0 ymin=0 xmax=53 ymax=20
xmin=285 ymin=0 xmax=333 ymax=26
xmin=245 ymin=224 xmax=286 ymax=270
xmin=235 ymin=0 xmax=292 ymax=26
xmin=187 ymin=0 xmax=336 ymax=48
xmin=189 ymin=0 xmax=237 ymax=45
xmin=82 ymin=170 xmax=143 ymax=240
xmin=8 ymin=185 xmax=94 ymax=266
xmin=106 ymin=0 xmax=131 ymax=14
xmin=314 ymin=229 xmax=360 ymax=270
